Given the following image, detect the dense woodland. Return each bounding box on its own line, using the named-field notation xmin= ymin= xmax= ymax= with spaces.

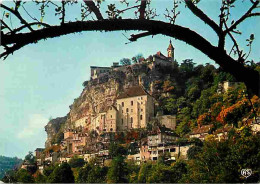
xmin=2 ymin=60 xmax=260 ymax=183
xmin=0 ymin=156 xmax=22 ymax=179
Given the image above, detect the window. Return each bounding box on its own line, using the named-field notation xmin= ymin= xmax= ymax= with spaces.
xmin=170 ymin=148 xmax=176 ymax=152
xmin=131 ymin=109 xmax=133 ymax=112
xmin=126 ymin=108 xmax=129 ymax=113
xmin=141 ymin=109 xmax=143 ymax=112
xmin=141 ymin=97 xmax=143 ymax=100
xmin=122 ymin=119 xmax=123 ymax=125
xmin=131 ymin=101 xmax=133 ymax=106
xmin=122 ymin=102 xmax=124 ymax=107
xmin=140 ymin=115 xmax=143 ymax=120
xmin=111 ymin=115 xmax=112 ymax=118
xmin=131 ymin=117 xmax=133 ymax=123
xmin=122 ymin=110 xmax=123 ymax=113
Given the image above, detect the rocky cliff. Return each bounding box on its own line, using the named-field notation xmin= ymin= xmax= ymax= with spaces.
xmin=45 ymin=116 xmax=67 ymax=148
xmin=45 ymin=61 xmax=177 ymax=148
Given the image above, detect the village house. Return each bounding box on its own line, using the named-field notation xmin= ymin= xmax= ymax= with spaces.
xmin=214 ymin=125 xmax=233 ymax=141
xmin=250 ymin=117 xmax=260 ymax=134
xmin=34 ymin=148 xmax=44 ymax=166
xmin=189 ymin=124 xmax=214 ymax=140
xmin=116 ymin=86 xmax=155 ymax=130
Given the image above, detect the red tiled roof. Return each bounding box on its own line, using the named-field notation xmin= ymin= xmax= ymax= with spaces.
xmin=117 ymin=86 xmax=148 ymax=99
xmin=214 ymin=125 xmax=233 ymax=134
xmin=190 ymin=124 xmax=214 ymax=135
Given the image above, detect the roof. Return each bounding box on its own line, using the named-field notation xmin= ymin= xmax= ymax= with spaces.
xmin=90 ymin=66 xmax=111 ymax=69
xmin=214 ymin=125 xmax=233 ymax=134
xmin=117 ymin=86 xmax=148 ymax=99
xmin=35 ymin=148 xmax=45 ymax=152
xmin=148 ymin=126 xmax=177 ymax=136
xmin=154 ymin=51 xmax=168 ymax=60
xmin=190 ymin=124 xmax=214 ymax=135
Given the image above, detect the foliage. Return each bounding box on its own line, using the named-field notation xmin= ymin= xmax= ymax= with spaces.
xmin=109 ymin=142 xmax=127 ymax=158
xmin=15 ymin=169 xmax=35 ymax=183
xmin=120 ymin=58 xmax=131 ymax=66
xmin=24 ymin=151 xmax=35 ymax=165
xmin=182 ymin=131 xmax=260 ymax=183
xmin=68 ymin=156 xmax=85 ymax=168
xmin=107 ymin=156 xmax=128 ymax=183
xmin=47 ymin=162 xmax=74 ymax=183
xmin=43 ymin=164 xmax=55 ymax=177
xmin=187 ymin=146 xmax=202 ymax=160
xmin=0 ymin=156 xmax=22 ymax=179
xmin=77 ymin=163 xmax=107 ymax=183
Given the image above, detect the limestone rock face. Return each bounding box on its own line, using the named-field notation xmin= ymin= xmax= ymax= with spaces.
xmin=45 ymin=116 xmax=67 ymax=148
xmin=44 ymin=61 xmax=177 ymax=147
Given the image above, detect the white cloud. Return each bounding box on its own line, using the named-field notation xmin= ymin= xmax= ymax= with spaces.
xmin=17 ymin=114 xmax=48 ymax=139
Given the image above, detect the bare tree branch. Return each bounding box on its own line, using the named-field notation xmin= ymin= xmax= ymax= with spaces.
xmin=12 ymin=22 xmax=51 ymax=34
xmin=0 ymin=4 xmax=34 ymax=32
xmin=118 ymin=5 xmax=140 ymax=14
xmin=223 ymin=20 xmax=242 ymax=61
xmin=184 ymin=0 xmax=222 ymax=35
xmin=225 ymin=0 xmax=259 ymax=33
xmin=0 ymin=20 xmax=13 ymax=33
xmin=129 ymin=31 xmax=155 ymax=42
xmin=83 ymin=0 xmax=103 ymax=20
xmin=139 ymin=0 xmax=147 ymax=19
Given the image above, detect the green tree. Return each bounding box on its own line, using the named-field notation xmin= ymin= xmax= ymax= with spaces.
xmin=47 ymin=162 xmax=74 ymax=183
xmin=132 ymin=53 xmax=144 ymax=63
xmin=34 ymin=171 xmax=47 ymax=183
xmin=15 ymin=169 xmax=34 ymax=183
xmin=43 ymin=164 xmax=55 ymax=177
xmin=107 ymin=156 xmax=127 ymax=183
xmin=120 ymin=58 xmax=131 ymax=66
xmin=24 ymin=151 xmax=35 ymax=165
xmin=68 ymin=156 xmax=85 ymax=168
xmin=137 ymin=161 xmax=153 ymax=183
xmin=109 ymin=142 xmax=127 ymax=158
xmin=187 ymin=146 xmax=202 ymax=160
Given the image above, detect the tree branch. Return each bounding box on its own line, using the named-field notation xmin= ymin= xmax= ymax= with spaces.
xmin=129 ymin=31 xmax=155 ymax=42
xmin=139 ymin=0 xmax=147 ymax=19
xmin=184 ymin=0 xmax=222 ymax=35
xmin=12 ymin=22 xmax=51 ymax=34
xmin=223 ymin=21 xmax=242 ymax=61
xmin=83 ymin=0 xmax=103 ymax=20
xmin=0 ymin=4 xmax=34 ymax=32
xmin=0 ymin=20 xmax=13 ymax=33
xmin=1 ymin=19 xmax=259 ymax=95
xmin=225 ymin=1 xmax=259 ymax=33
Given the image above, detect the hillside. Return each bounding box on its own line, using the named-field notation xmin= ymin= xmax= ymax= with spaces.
xmin=45 ymin=58 xmax=260 ymax=147
xmin=0 ymin=156 xmax=22 ymax=179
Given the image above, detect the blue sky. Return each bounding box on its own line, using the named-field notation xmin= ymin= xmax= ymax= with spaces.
xmin=0 ymin=0 xmax=259 ymax=159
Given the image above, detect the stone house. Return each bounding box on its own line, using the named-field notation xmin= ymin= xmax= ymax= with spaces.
xmin=116 ymin=86 xmax=155 ymax=130
xmin=214 ymin=125 xmax=233 ymax=141
xmin=189 ymin=124 xmax=214 ymax=140
xmin=148 ymin=126 xmax=178 ymax=147
xmin=250 ymin=117 xmax=260 ymax=134
xmin=139 ymin=138 xmax=151 ymax=161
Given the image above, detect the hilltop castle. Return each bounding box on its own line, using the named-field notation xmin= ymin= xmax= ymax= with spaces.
xmin=90 ymin=40 xmax=175 ymax=80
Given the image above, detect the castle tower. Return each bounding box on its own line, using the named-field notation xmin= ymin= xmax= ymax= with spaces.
xmin=167 ymin=40 xmax=174 ymax=61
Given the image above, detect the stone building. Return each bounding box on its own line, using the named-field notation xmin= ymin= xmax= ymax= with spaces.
xmin=90 ymin=66 xmax=111 ymax=80
xmin=116 ymin=86 xmax=155 ymax=131
xmin=189 ymin=124 xmax=214 ymax=140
